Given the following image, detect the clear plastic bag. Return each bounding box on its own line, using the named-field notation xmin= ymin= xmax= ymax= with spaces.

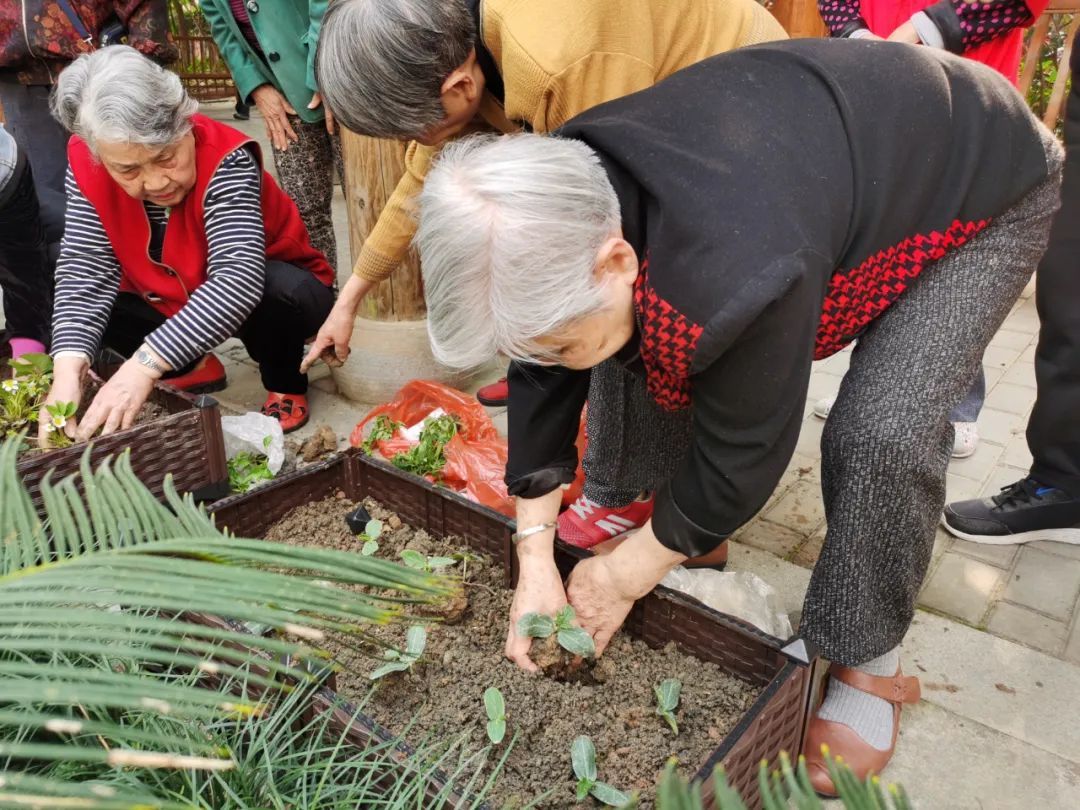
xmin=660 ymin=567 xmax=793 ymax=639
xmin=221 ymin=412 xmax=285 ymax=473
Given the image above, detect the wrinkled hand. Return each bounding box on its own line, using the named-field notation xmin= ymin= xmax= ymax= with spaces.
xmin=76 ymin=360 xmax=156 ymax=442
xmin=504 ymin=557 xmax=568 ymax=672
xmin=886 ymin=22 xmax=920 ymax=43
xmin=252 ymin=84 xmax=299 ymax=151
xmin=300 ymin=307 xmax=354 ymax=373
xmin=308 ymin=92 xmax=336 ymax=135
xmin=38 ymin=361 xmax=85 ymax=449
xmin=566 ymin=555 xmax=637 ymax=657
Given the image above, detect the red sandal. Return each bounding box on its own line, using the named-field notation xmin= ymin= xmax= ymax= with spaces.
xmin=261 ymin=392 xmax=310 ymax=433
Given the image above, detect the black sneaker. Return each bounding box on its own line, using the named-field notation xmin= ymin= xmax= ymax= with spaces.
xmin=942 ymin=478 xmax=1080 ymax=545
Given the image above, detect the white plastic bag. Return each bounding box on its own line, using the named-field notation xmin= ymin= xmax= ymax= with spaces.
xmin=660 ymin=568 xmax=793 ymax=639
xmin=221 ymin=412 xmax=285 ymax=474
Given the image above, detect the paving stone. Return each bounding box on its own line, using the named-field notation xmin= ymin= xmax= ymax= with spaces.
xmin=986 ymin=602 xmax=1068 ymax=655
xmin=1066 ymin=615 xmax=1080 ymax=664
xmin=793 ymin=415 xmax=824 ymax=459
xmin=1002 ymin=548 xmax=1080 ymax=620
xmin=917 ymin=552 xmax=1003 ymax=624
xmin=783 ymin=451 xmax=820 ymax=483
xmin=1001 ymin=305 xmax=1041 ymax=335
xmin=1002 ymin=433 xmax=1034 ymax=469
xmin=790 ymin=526 xmax=826 ymax=569
xmin=1029 ymin=540 xmax=1080 ymax=562
xmin=1001 ymin=361 xmax=1037 ymax=390
xmin=951 ymin=537 xmax=1018 ymax=569
xmin=945 ymin=472 xmax=981 ymax=505
xmin=989 ymin=328 xmax=1034 ymax=351
xmin=974 ymin=407 xmax=1025 ymax=447
xmin=982 ymin=344 xmax=1023 ymax=372
xmin=979 ymin=464 xmax=1031 ymax=497
xmin=931 ymin=526 xmax=954 ymax=562
xmin=761 ymin=479 xmax=825 ymax=538
xmin=980 ymin=364 xmax=1006 ymax=391
xmin=983 ymin=382 xmax=1037 ymax=416
xmin=730 ymin=520 xmax=804 ymax=559
xmin=1019 ymin=344 xmax=1037 ymax=364
xmin=948 ymin=439 xmax=1006 ymax=484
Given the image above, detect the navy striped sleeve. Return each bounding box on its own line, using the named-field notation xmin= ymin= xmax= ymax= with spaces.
xmin=144 ymin=147 xmax=266 ymax=369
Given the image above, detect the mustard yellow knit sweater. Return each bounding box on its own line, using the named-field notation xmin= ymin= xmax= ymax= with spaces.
xmin=352 ymin=0 xmax=787 ymax=283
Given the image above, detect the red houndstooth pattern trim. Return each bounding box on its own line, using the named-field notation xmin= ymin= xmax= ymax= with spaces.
xmin=634 ymin=258 xmax=704 ymax=411
xmin=815 ymin=218 xmax=991 ymax=360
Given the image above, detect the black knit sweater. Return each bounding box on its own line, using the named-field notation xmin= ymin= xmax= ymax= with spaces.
xmin=506 ymin=39 xmax=1051 ymax=556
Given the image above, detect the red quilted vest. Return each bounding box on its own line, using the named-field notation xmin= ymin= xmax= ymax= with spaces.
xmin=67 ymin=114 xmax=333 ymax=317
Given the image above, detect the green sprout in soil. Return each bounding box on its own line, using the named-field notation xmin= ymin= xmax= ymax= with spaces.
xmin=484 ymin=686 xmax=506 ymax=744
xmin=361 ymin=414 xmax=402 ymax=454
xmin=357 ymin=518 xmax=383 ymax=556
xmin=43 ymin=400 xmax=77 ymax=448
xmin=369 ymin=625 xmax=427 ymax=680
xmin=227 ymin=436 xmax=275 ymax=494
xmin=1 ymin=353 xmax=54 ymax=445
xmin=390 ymin=413 xmax=460 ymax=478
xmin=399 ymin=549 xmax=458 ymax=572
xmin=571 ymin=735 xmax=633 ymax=806
xmin=654 ymin=678 xmax=682 ymax=735
xmin=518 ymin=605 xmax=596 ymax=658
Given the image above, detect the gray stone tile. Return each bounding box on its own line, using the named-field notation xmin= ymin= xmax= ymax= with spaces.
xmin=945 ymin=472 xmax=981 ymax=505
xmin=761 ymin=480 xmax=825 ymax=538
xmin=1066 ymin=614 xmax=1080 ymax=664
xmin=989 ymin=328 xmax=1035 ymax=351
xmin=730 ymin=520 xmax=804 ymax=559
xmin=1029 ymin=540 xmax=1080 ymax=562
xmin=986 ymin=602 xmax=1068 ymax=655
xmin=1019 ymin=344 xmax=1037 ymax=364
xmin=979 ymin=464 xmax=1031 ymax=497
xmin=1002 ymin=548 xmax=1080 ymax=620
xmin=982 ymin=344 xmax=1023 ymax=372
xmin=983 ymin=382 xmax=1037 ymax=416
xmin=974 ymin=407 xmax=1025 ymax=447
xmin=951 ymin=537 xmax=1018 ymax=569
xmin=793 ymin=415 xmax=824 ymax=459
xmin=790 ymin=526 xmax=826 ymax=569
xmin=947 ymin=439 xmax=1006 ymax=484
xmin=981 ymin=364 xmax=1005 ymax=391
xmin=1001 ymin=361 xmax=1037 ymax=390
xmin=1002 ymin=434 xmax=1034 ymax=470
xmin=917 ymin=552 xmax=1003 ymax=624
xmin=1001 ymin=305 xmax=1041 ymax=335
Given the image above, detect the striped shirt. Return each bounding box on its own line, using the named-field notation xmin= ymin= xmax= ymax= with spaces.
xmin=51 ymin=147 xmax=267 ymax=370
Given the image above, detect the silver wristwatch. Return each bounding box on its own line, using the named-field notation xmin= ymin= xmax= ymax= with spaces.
xmin=135 ymin=348 xmax=165 ymax=374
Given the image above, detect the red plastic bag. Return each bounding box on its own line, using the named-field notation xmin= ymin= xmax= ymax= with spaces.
xmin=350 ymin=380 xmax=585 ymax=517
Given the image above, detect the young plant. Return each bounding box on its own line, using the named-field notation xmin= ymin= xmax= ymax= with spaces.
xmin=483 ymin=686 xmax=506 ymax=744
xmin=361 ymin=413 xmax=402 ymax=454
xmin=227 ymin=448 xmax=274 ymax=493
xmin=1 ymin=353 xmax=54 ymax=444
xmin=571 ymin=736 xmax=632 ymax=806
xmin=654 ymin=678 xmax=682 ymax=735
xmin=390 ymin=413 xmax=460 ymax=478
xmin=518 ymin=605 xmax=596 ymax=658
xmin=358 ymin=518 xmax=383 ymax=556
xmin=43 ymin=401 xmax=77 ymax=448
xmin=399 ymin=549 xmax=458 ymax=572
xmin=369 ymin=625 xmax=427 ymax=680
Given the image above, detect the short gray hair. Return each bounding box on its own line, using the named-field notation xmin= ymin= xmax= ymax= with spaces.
xmin=316 ymin=0 xmax=475 ymax=139
xmin=416 ymin=134 xmax=622 ymax=369
xmin=51 ymin=45 xmax=198 ymax=154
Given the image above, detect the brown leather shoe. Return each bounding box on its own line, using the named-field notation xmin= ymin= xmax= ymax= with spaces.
xmin=803 ymin=663 xmax=920 ymax=796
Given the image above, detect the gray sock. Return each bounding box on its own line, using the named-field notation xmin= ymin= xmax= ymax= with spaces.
xmin=816 ymin=648 xmax=899 ymax=752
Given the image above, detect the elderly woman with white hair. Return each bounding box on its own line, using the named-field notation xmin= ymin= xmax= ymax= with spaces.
xmin=39 ymin=46 xmax=335 ymax=443
xmin=415 ymin=40 xmax=1062 ymax=792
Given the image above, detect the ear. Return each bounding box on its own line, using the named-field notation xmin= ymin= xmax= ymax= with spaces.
xmin=440 ymin=48 xmax=480 ymax=104
xmin=594 ymin=237 xmax=639 ymax=288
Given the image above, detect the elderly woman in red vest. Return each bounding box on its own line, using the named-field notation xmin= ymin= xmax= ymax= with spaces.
xmin=38 ymin=46 xmax=334 ymax=445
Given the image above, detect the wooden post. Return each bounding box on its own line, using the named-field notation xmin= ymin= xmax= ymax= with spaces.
xmin=770 ymin=0 xmax=828 ymax=38
xmin=340 ymin=129 xmax=426 ymax=321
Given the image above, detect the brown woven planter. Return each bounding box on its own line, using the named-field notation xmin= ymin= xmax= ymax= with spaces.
xmin=17 ymin=379 xmax=229 ymax=509
xmin=210 ymin=450 xmax=817 ymax=809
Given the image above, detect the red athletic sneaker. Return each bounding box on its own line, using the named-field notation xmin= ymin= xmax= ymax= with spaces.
xmin=164 ymin=354 xmax=227 ymax=394
xmin=262 ymin=392 xmax=310 ymax=433
xmin=476 ymin=377 xmax=508 ymax=407
xmin=558 ymin=494 xmax=654 ymax=549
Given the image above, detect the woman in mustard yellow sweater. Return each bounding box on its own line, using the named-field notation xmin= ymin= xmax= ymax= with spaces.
xmin=304 ymin=0 xmax=786 ymax=550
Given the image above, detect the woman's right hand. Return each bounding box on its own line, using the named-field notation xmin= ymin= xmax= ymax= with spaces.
xmin=300 ymin=306 xmax=355 ymax=372
xmin=251 ymin=84 xmax=299 ymax=151
xmin=37 ymin=358 xmax=86 ymax=449
xmin=504 ymin=554 xmax=568 ymax=672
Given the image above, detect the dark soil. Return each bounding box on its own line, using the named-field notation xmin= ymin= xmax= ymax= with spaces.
xmin=265 ymin=497 xmax=762 ymax=809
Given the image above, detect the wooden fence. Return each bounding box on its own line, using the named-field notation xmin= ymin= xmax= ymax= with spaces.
xmin=168 ymin=0 xmax=235 ymax=102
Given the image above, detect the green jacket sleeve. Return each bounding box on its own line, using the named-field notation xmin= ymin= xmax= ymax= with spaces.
xmin=199 ymin=0 xmax=274 ymax=103
xmin=306 ymin=0 xmax=328 ymax=93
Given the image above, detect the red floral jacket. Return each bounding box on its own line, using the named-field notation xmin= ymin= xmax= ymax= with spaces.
xmin=0 ymin=0 xmax=176 ymax=84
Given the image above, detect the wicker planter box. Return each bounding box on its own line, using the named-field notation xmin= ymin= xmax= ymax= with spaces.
xmin=210 ymin=450 xmax=817 ymax=809
xmin=17 ymin=379 xmax=229 ymax=509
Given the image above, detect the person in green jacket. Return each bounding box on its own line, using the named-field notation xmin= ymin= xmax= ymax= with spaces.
xmin=200 ymin=0 xmax=342 ymax=276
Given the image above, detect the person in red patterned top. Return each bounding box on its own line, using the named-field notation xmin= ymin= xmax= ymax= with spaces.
xmin=412 ymin=41 xmax=1062 ymax=794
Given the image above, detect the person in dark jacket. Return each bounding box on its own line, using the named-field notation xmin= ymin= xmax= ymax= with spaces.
xmin=412 ymin=40 xmax=1062 ymax=792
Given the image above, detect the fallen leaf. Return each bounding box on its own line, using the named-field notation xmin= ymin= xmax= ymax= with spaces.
xmin=994 ymin=683 xmax=1017 ymax=695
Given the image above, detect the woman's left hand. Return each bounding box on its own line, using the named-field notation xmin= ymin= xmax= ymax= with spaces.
xmin=567 ymin=523 xmax=687 ymax=655
xmin=308 ymin=92 xmax=336 ymax=136
xmin=76 ymin=359 xmax=157 ymax=441
xmin=887 ymin=22 xmax=921 ymax=43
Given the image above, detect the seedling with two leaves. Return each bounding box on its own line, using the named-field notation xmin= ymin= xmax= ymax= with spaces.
xmin=571 ymin=736 xmax=633 ymax=807
xmin=483 ymin=686 xmax=506 ymax=744
xmin=369 ymin=625 xmax=427 ymax=680
xmin=399 ymin=549 xmax=459 ymax=572
xmin=357 ymin=518 xmax=383 ymax=556
xmin=654 ymin=678 xmax=682 ymax=735
xmin=517 ymin=605 xmax=596 ymax=658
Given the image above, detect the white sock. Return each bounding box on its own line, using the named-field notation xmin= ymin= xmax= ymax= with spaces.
xmin=816 ymin=649 xmax=898 ymax=752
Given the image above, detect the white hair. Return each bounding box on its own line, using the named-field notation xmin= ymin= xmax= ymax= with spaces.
xmin=316 ymin=0 xmax=474 ymax=139
xmin=416 ymin=134 xmax=622 ymax=369
xmin=50 ymin=46 xmax=199 ymax=155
